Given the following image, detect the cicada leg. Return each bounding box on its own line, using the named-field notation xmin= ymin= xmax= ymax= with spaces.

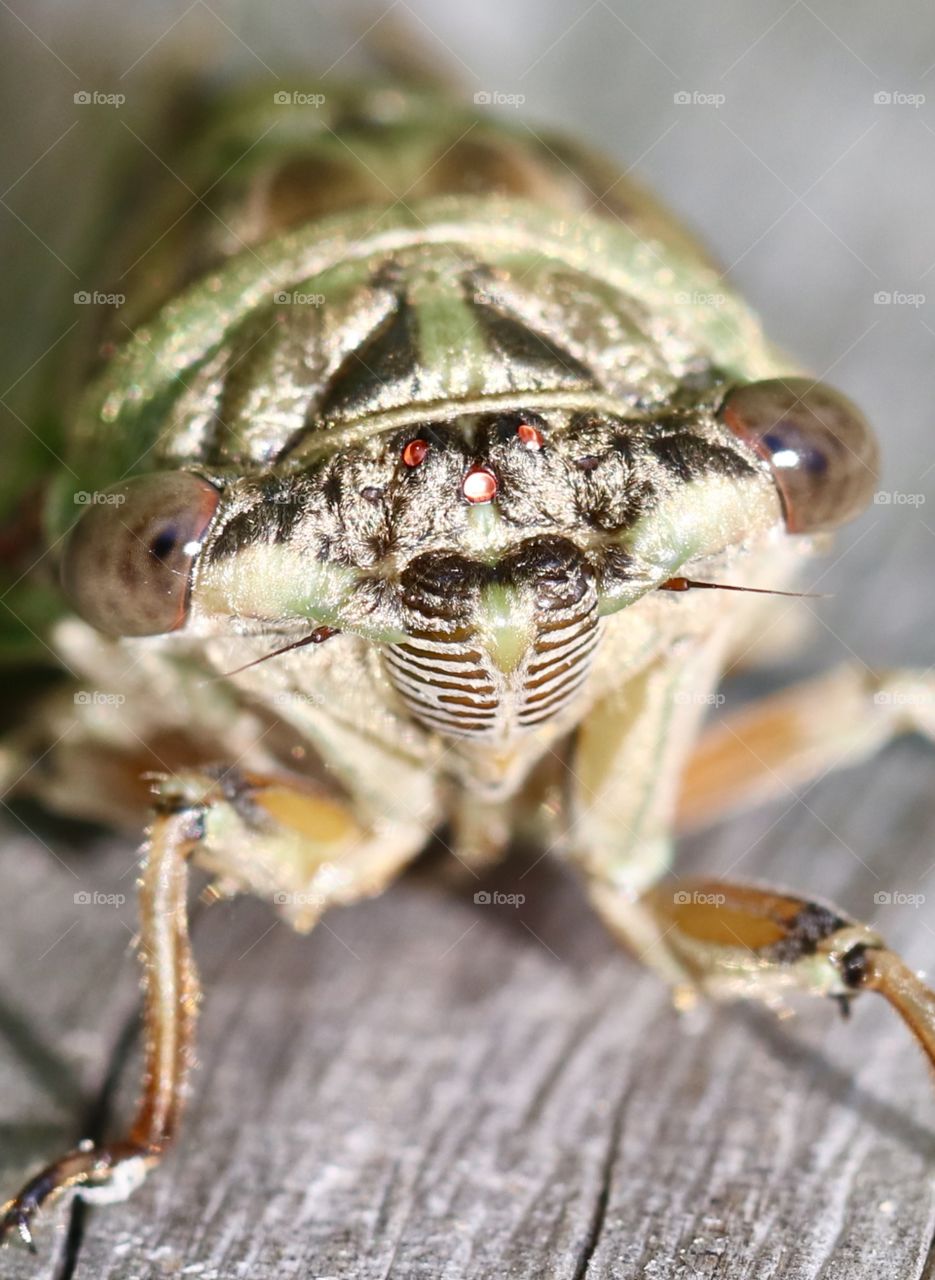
xmin=677 ymin=663 xmax=935 ymax=832
xmin=0 ymin=799 xmax=198 ymax=1250
xmin=0 ymin=765 xmax=430 ymax=1250
xmin=570 ymin=661 xmax=935 ymax=1074
xmin=591 ymin=878 xmax=935 ymax=1071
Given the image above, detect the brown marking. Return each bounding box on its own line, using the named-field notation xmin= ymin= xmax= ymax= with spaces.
xmin=418 ymin=135 xmax=572 ymax=204
xmin=644 ymin=880 xmax=831 ymax=952
xmin=261 ymin=154 xmax=382 ymax=234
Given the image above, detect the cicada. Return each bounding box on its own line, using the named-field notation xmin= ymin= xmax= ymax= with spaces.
xmin=2 ymin=80 xmax=934 ymax=1251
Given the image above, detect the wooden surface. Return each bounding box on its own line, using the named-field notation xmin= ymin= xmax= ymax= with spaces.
xmin=3 ymin=2 xmax=935 ymax=1277
xmin=1 ymin=736 xmax=935 ymax=1279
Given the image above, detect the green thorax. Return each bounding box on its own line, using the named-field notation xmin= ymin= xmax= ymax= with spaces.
xmin=51 ymin=83 xmax=785 ymax=536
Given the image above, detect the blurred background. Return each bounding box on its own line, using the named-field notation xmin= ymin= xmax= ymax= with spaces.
xmin=1 ymin=4 xmax=934 ymax=1277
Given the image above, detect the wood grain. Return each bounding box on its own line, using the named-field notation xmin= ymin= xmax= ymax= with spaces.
xmin=1 ymin=739 xmax=935 ymax=1278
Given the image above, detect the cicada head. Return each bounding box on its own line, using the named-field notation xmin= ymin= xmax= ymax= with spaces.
xmin=58 ymin=372 xmax=877 ymax=745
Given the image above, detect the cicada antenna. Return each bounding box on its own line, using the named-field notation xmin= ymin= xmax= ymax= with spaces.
xmin=659 ymin=576 xmax=829 ymax=599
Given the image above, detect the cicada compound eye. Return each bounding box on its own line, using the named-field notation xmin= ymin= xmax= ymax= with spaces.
xmin=62 ymin=472 xmax=220 ymax=636
xmin=717 ymin=377 xmax=879 ymax=534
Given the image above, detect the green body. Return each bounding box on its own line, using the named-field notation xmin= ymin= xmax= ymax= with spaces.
xmin=9 ymin=82 xmax=800 ymax=894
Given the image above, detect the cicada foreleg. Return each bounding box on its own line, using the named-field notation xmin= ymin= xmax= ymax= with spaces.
xmin=0 ymin=797 xmax=199 ymax=1251
xmin=0 ymin=764 xmax=429 ymax=1251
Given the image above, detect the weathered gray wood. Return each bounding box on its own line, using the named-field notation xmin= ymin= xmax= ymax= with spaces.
xmin=0 ymin=830 xmax=144 ymax=1278
xmin=0 ymin=745 xmax=934 ymax=1279
xmin=2 ymin=2 xmax=935 ymax=1277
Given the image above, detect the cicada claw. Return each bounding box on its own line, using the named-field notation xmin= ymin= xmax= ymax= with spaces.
xmin=0 ymin=1205 xmax=38 ymax=1254
xmin=0 ymin=1140 xmax=154 ymax=1251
